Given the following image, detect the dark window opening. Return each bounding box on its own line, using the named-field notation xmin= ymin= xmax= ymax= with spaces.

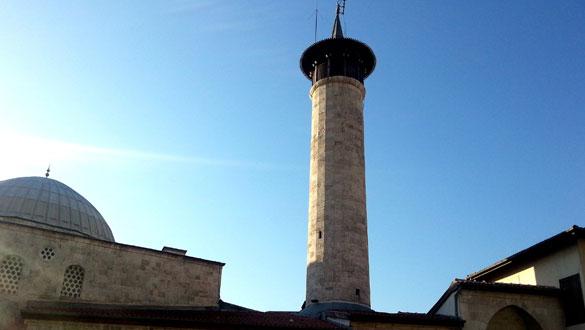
xmin=0 ymin=255 xmax=23 ymax=295
xmin=355 ymin=288 xmax=360 ymax=296
xmin=559 ymin=273 xmax=585 ymax=326
xmin=60 ymin=265 xmax=85 ymax=299
xmin=318 ymin=231 xmax=322 ymax=239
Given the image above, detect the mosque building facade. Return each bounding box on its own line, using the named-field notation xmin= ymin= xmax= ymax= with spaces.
xmin=0 ymin=6 xmax=584 ymax=330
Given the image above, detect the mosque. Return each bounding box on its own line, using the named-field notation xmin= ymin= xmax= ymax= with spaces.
xmin=1 ymin=4 xmax=584 ymax=330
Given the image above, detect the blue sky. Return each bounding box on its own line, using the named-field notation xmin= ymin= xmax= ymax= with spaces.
xmin=1 ymin=0 xmax=584 ymax=312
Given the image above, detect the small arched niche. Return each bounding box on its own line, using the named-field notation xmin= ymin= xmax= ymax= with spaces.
xmin=486 ymin=305 xmax=542 ymax=330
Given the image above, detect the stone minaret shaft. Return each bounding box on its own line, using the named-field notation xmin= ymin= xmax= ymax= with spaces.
xmin=300 ymin=10 xmax=376 ymax=310
xmin=306 ymin=76 xmax=369 ymax=306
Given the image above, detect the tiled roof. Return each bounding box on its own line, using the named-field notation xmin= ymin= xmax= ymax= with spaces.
xmin=454 ymin=279 xmax=560 ymax=294
xmin=22 ymin=301 xmax=340 ymax=329
xmin=325 ymin=310 xmax=464 ymax=326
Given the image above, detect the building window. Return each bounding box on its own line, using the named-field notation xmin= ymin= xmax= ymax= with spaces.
xmin=60 ymin=265 xmax=85 ymax=298
xmin=0 ymin=255 xmax=24 ymax=295
xmin=559 ymin=274 xmax=585 ymax=326
xmin=40 ymin=247 xmax=55 ymax=261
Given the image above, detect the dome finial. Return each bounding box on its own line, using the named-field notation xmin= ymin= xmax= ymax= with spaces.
xmin=45 ymin=165 xmax=50 ymax=178
xmin=332 ymin=0 xmax=345 ymax=39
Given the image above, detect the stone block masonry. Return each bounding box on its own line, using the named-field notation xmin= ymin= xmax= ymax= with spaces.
xmin=306 ymin=76 xmax=370 ymax=307
xmin=0 ymin=220 xmax=223 ymax=309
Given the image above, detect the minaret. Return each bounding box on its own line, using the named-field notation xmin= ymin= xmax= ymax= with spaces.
xmin=300 ymin=4 xmax=376 ymax=313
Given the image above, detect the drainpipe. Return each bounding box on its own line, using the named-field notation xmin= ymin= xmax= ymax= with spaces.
xmin=454 ymin=288 xmax=461 ymax=318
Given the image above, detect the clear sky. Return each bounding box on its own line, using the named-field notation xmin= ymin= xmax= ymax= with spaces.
xmin=1 ymin=0 xmax=584 ymax=313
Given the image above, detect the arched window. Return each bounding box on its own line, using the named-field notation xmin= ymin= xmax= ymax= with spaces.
xmin=0 ymin=255 xmax=24 ymax=295
xmin=487 ymin=305 xmax=542 ymax=330
xmin=60 ymin=265 xmax=85 ymax=298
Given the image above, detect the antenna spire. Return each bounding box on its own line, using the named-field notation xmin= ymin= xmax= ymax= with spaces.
xmin=332 ymin=0 xmax=345 ymax=39
xmin=45 ymin=165 xmax=50 ymax=178
xmin=336 ymin=0 xmax=346 ymax=16
xmin=314 ymin=0 xmax=319 ymax=42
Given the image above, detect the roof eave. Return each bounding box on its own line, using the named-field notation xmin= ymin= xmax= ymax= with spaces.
xmin=466 ymin=225 xmax=585 ymax=281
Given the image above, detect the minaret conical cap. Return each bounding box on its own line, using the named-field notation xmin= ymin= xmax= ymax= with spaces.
xmin=300 ymin=4 xmax=376 ymax=83
xmin=332 ymin=12 xmax=343 ymax=38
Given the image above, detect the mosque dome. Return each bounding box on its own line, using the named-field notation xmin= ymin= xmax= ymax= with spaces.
xmin=0 ymin=176 xmax=115 ymax=242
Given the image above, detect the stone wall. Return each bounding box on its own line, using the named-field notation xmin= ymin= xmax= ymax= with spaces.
xmin=485 ymin=306 xmax=542 ymax=330
xmin=350 ymin=322 xmax=460 ymax=330
xmin=24 ymin=320 xmax=190 ymax=330
xmin=305 ymin=76 xmax=370 ymax=307
xmin=0 ymin=221 xmax=223 ymax=325
xmin=457 ymin=289 xmax=564 ymax=330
